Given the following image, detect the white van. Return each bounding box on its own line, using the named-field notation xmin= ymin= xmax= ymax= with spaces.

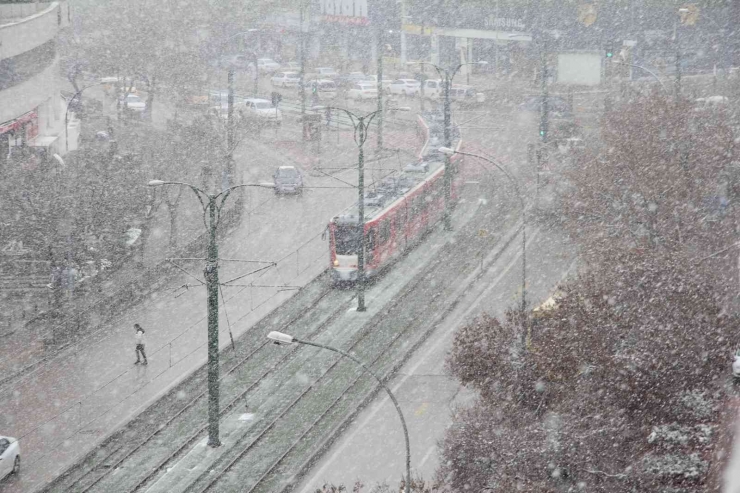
xmin=421 ymin=79 xmax=443 ymax=100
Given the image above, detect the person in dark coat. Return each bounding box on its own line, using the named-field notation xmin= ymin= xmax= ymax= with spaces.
xmin=134 ymin=324 xmax=147 ymax=365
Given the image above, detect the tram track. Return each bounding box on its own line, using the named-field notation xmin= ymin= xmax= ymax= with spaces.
xmin=179 ymin=194 xmax=521 ymax=493
xmin=42 ymin=277 xmax=354 ymax=493
xmin=43 ymin=172 xmax=520 ymax=493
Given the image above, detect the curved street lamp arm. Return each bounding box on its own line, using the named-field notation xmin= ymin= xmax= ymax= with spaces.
xmin=157 ymin=181 xmax=209 ymax=211
xmin=451 ymin=62 xmax=479 ymax=80
xmin=611 ymin=61 xmax=667 ymax=92
xmin=452 ymin=150 xmax=527 ymax=316
xmin=323 ymin=106 xmax=388 ymax=148
xmin=295 ymin=338 xmax=411 ymax=493
xmin=456 ymin=151 xmax=524 ymax=212
xmin=409 ymin=60 xmax=446 ymax=81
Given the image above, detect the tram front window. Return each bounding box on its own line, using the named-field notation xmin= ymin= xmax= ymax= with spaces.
xmin=334 ymin=225 xmax=361 ymax=255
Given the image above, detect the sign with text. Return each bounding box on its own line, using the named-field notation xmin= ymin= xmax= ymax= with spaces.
xmin=320 ymin=0 xmax=368 ymax=24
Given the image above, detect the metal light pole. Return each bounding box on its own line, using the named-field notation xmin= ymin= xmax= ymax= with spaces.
xmin=407 ymin=61 xmax=486 ymax=231
xmin=148 ymin=179 xmax=273 ymax=447
xmin=611 ymin=61 xmax=668 ymax=92
xmin=376 ymin=26 xmax=385 ymax=154
xmin=267 ymin=331 xmax=412 ymax=493
xmin=227 ymin=68 xmax=235 ymax=184
xmin=439 ymin=148 xmax=527 ymax=317
xmin=64 ymin=81 xmax=106 ymax=153
xmin=324 ymin=105 xmax=408 ymax=311
xmin=300 ymin=4 xmax=308 ymax=141
xmin=219 ymin=31 xmax=262 ymax=185
xmin=510 ymin=32 xmax=549 ymax=199
xmin=676 ymin=8 xmax=689 ymax=98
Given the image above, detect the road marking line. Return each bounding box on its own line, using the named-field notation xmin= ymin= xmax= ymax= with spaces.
xmin=298 ymin=225 xmax=537 ymax=492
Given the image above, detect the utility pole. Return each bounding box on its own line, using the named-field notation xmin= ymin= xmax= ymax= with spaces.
xmin=400 ymin=0 xmax=407 ymax=65
xmin=537 ymin=33 xmax=549 ymax=204
xmin=300 ymin=4 xmax=308 ymax=141
xmin=410 ymin=60 xmax=485 ymax=231
xmin=322 ymin=105 xmax=407 ymax=311
xmin=674 ymin=17 xmax=682 ymax=98
xmin=252 ymin=51 xmax=259 ymax=98
xmin=357 ymin=130 xmax=366 ymax=311
xmin=442 ymin=71 xmax=452 ymax=231
xmin=148 ymin=180 xmax=274 ymax=447
xmin=226 ymin=68 xmax=235 ymax=187
xmin=204 ymin=197 xmax=220 ymax=446
xmin=376 ymin=26 xmax=384 ymax=154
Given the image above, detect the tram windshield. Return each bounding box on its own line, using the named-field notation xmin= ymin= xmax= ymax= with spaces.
xmin=334 ymin=224 xmax=361 ymax=255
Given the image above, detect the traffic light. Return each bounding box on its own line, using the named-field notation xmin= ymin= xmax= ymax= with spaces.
xmin=605 ymin=42 xmax=614 ymax=58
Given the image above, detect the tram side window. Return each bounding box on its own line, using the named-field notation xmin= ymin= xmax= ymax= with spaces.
xmin=379 ymin=219 xmax=391 ymax=245
xmin=420 ymin=189 xmax=430 ymax=213
xmin=334 ymin=225 xmax=362 ymax=255
xmin=431 ymin=178 xmax=443 ymax=201
xmin=411 ymin=196 xmax=423 ymax=217
xmin=396 ymin=209 xmax=406 ymax=233
xmin=365 ymin=229 xmax=376 ymax=253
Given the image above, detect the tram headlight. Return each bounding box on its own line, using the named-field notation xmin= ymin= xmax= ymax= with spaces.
xmin=333 ymin=259 xmax=339 ymax=267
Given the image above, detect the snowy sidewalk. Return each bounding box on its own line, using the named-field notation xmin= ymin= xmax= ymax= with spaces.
xmin=0 ymin=116 xmax=424 ymax=493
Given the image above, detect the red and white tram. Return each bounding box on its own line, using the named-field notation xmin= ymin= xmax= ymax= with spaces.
xmin=328 ymin=114 xmax=464 ymax=283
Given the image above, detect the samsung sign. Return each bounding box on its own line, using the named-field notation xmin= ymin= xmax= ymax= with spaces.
xmin=483 ymin=16 xmax=525 ymax=30
xmin=320 ymin=0 xmax=368 ymax=22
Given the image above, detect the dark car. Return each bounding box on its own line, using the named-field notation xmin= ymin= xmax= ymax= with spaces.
xmin=273 ymin=166 xmax=303 ymax=194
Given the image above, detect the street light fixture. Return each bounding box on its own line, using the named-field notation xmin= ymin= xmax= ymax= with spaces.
xmin=148 ymin=179 xmax=273 ymax=447
xmin=64 ymin=81 xmax=108 ymax=153
xmin=322 ymin=105 xmax=409 ymax=312
xmin=267 ymin=331 xmax=412 ymax=493
xmin=406 ymin=60 xmax=487 ymax=231
xmin=438 ymin=147 xmax=528 ymax=319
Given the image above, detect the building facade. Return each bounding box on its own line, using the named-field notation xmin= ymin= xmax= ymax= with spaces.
xmin=400 ymin=0 xmax=737 ymax=79
xmin=0 ymin=0 xmax=72 ymax=173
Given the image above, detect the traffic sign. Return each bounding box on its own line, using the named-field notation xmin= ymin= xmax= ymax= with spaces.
xmin=679 ymin=4 xmax=699 ymax=25
xmin=578 ymin=3 xmax=597 ymax=27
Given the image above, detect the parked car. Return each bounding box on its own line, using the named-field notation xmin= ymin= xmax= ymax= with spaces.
xmin=271 ymin=71 xmax=301 ymax=88
xmin=316 ymin=67 xmax=339 ymax=79
xmin=0 ymin=436 xmax=20 ymax=480
xmin=421 ymin=79 xmax=443 ymax=99
xmin=337 ymin=72 xmax=370 ymax=87
xmin=243 ymin=98 xmax=282 ymax=124
xmin=273 ymin=166 xmax=303 ymax=194
xmin=449 ymin=85 xmax=483 ymax=104
xmin=347 ymin=83 xmax=379 ymax=101
xmin=368 ymin=75 xmax=393 ymax=92
xmin=282 ymin=61 xmax=300 ymax=72
xmin=218 ymin=54 xmax=251 ymax=69
xmin=119 ymin=94 xmax=147 ymax=112
xmin=388 ymin=79 xmax=421 ymax=97
xmin=301 ymin=79 xmax=338 ymax=100
xmin=248 ymin=58 xmax=281 ymax=74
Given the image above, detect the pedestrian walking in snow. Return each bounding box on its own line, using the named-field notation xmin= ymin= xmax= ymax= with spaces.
xmin=134 ymin=324 xmax=147 ymax=365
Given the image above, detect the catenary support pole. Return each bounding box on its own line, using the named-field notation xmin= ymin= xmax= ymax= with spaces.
xmin=376 ymin=27 xmax=384 ymax=153
xmin=300 ymin=5 xmax=307 ymax=141
xmin=226 ymin=68 xmax=235 ymax=186
xmin=205 ymin=196 xmax=221 ymax=447
xmin=357 ymin=135 xmax=366 ymax=312
xmin=442 ymin=71 xmax=452 ymax=231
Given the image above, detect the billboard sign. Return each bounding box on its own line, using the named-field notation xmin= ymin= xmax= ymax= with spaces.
xmin=320 ymin=0 xmax=369 ymax=25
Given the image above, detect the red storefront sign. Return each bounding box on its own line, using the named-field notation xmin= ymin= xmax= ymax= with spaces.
xmin=321 ymin=14 xmax=370 ymax=25
xmin=0 ymin=110 xmax=38 ymax=135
